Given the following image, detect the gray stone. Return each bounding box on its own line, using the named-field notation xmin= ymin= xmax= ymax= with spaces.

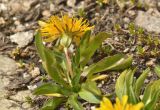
xmin=0 ymin=55 xmax=18 ymax=75
xmin=10 ymin=31 xmax=33 ymax=47
xmin=135 ymin=11 xmax=160 ymax=33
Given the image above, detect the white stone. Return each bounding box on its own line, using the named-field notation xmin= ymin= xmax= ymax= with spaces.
xmin=10 ymin=31 xmax=34 ymax=47
xmin=67 ymin=0 xmax=76 ymax=7
xmin=0 ymin=3 xmax=7 ymax=12
xmin=30 ymin=67 xmax=40 ymax=77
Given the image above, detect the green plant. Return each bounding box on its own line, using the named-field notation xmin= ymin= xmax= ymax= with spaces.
xmin=34 ymin=30 xmax=132 ymax=109
xmin=154 ymin=65 xmax=160 ymax=78
xmin=114 ymin=23 xmax=160 ymax=57
xmin=115 ymin=68 xmax=160 ymax=110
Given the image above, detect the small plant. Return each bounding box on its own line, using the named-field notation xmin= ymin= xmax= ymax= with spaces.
xmin=128 ymin=23 xmax=160 ymax=57
xmin=114 ymin=23 xmax=160 ymax=57
xmin=115 ymin=68 xmax=160 ymax=110
xmin=34 ymin=15 xmax=132 ymax=109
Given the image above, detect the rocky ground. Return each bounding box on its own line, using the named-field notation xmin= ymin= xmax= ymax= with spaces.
xmin=0 ymin=0 xmax=160 ymax=110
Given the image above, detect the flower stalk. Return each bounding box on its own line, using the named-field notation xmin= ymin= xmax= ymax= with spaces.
xmin=64 ymin=47 xmax=73 ymax=86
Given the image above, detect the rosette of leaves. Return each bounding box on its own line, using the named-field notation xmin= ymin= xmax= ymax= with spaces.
xmin=34 ymin=30 xmax=132 ymax=110
xmin=115 ymin=68 xmax=160 ymax=110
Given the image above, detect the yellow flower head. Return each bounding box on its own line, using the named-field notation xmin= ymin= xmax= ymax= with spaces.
xmin=96 ymin=95 xmax=144 ymax=110
xmin=38 ymin=15 xmax=93 ymax=45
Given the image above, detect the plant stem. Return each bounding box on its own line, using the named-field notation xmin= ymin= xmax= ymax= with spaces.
xmin=64 ymin=47 xmax=73 ymax=85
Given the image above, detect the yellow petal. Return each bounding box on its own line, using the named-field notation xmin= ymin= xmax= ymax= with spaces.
xmin=122 ymin=95 xmax=128 ymax=106
xmin=102 ymin=97 xmax=114 ymax=110
xmin=38 ymin=21 xmax=47 ymax=27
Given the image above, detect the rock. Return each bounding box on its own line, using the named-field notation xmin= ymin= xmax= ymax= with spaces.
xmin=0 ymin=76 xmax=9 ymax=99
xmin=50 ymin=3 xmax=55 ymax=11
xmin=0 ymin=99 xmax=21 ymax=110
xmin=27 ymin=85 xmax=37 ymax=91
xmin=10 ymin=90 xmax=34 ymax=102
xmin=67 ymin=0 xmax=76 ymax=7
xmin=9 ymin=0 xmax=38 ymax=14
xmin=146 ymin=58 xmax=156 ymax=66
xmin=0 ymin=55 xmax=18 ymax=75
xmin=0 ymin=17 xmax=5 ymax=25
xmin=42 ymin=10 xmax=51 ymax=18
xmin=77 ymin=1 xmax=85 ymax=9
xmin=9 ymin=2 xmax=22 ymax=14
xmin=0 ymin=3 xmax=7 ymax=12
xmin=138 ymin=0 xmax=157 ymax=8
xmin=30 ymin=67 xmax=40 ymax=77
xmin=123 ymin=17 xmax=130 ymax=23
xmin=10 ymin=31 xmax=34 ymax=47
xmin=22 ymin=102 xmax=31 ymax=109
xmin=128 ymin=10 xmax=136 ymax=16
xmin=135 ymin=11 xmax=160 ymax=33
xmin=23 ymin=72 xmax=32 ymax=81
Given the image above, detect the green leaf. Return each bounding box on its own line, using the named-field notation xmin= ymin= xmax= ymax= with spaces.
xmin=72 ymin=68 xmax=81 ymax=88
xmin=41 ymin=98 xmax=64 ymax=110
xmin=79 ymin=81 xmax=101 ymax=103
xmin=35 ymin=31 xmax=68 ymax=88
xmin=142 ymin=80 xmax=160 ymax=110
xmin=115 ymin=69 xmax=138 ymax=103
xmin=79 ymin=89 xmax=100 ymax=104
xmin=73 ymin=47 xmax=80 ymax=67
xmin=43 ymin=48 xmax=68 ymax=87
xmin=79 ymin=30 xmax=91 ymax=53
xmin=73 ymin=31 xmax=91 ymax=67
xmin=85 ymin=54 xmax=132 ymax=77
xmin=154 ymin=65 xmax=160 ymax=78
xmin=35 ymin=31 xmax=45 ymax=61
xmin=134 ymin=68 xmax=150 ymax=97
xmin=81 ymin=81 xmax=101 ymax=96
xmin=80 ymin=32 xmax=111 ymax=68
xmin=115 ymin=70 xmax=129 ymax=99
xmin=68 ymin=94 xmax=84 ymax=110
xmin=33 ymin=83 xmax=71 ymax=96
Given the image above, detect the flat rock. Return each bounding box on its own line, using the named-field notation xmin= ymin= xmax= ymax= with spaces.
xmin=10 ymin=90 xmax=34 ymax=102
xmin=0 ymin=99 xmax=21 ymax=110
xmin=0 ymin=55 xmax=18 ymax=75
xmin=0 ymin=76 xmax=9 ymax=99
xmin=135 ymin=11 xmax=160 ymax=33
xmin=10 ymin=31 xmax=33 ymax=47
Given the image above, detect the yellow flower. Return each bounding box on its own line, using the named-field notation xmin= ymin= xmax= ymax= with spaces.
xmin=38 ymin=15 xmax=93 ymax=45
xmin=96 ymin=95 xmax=144 ymax=110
